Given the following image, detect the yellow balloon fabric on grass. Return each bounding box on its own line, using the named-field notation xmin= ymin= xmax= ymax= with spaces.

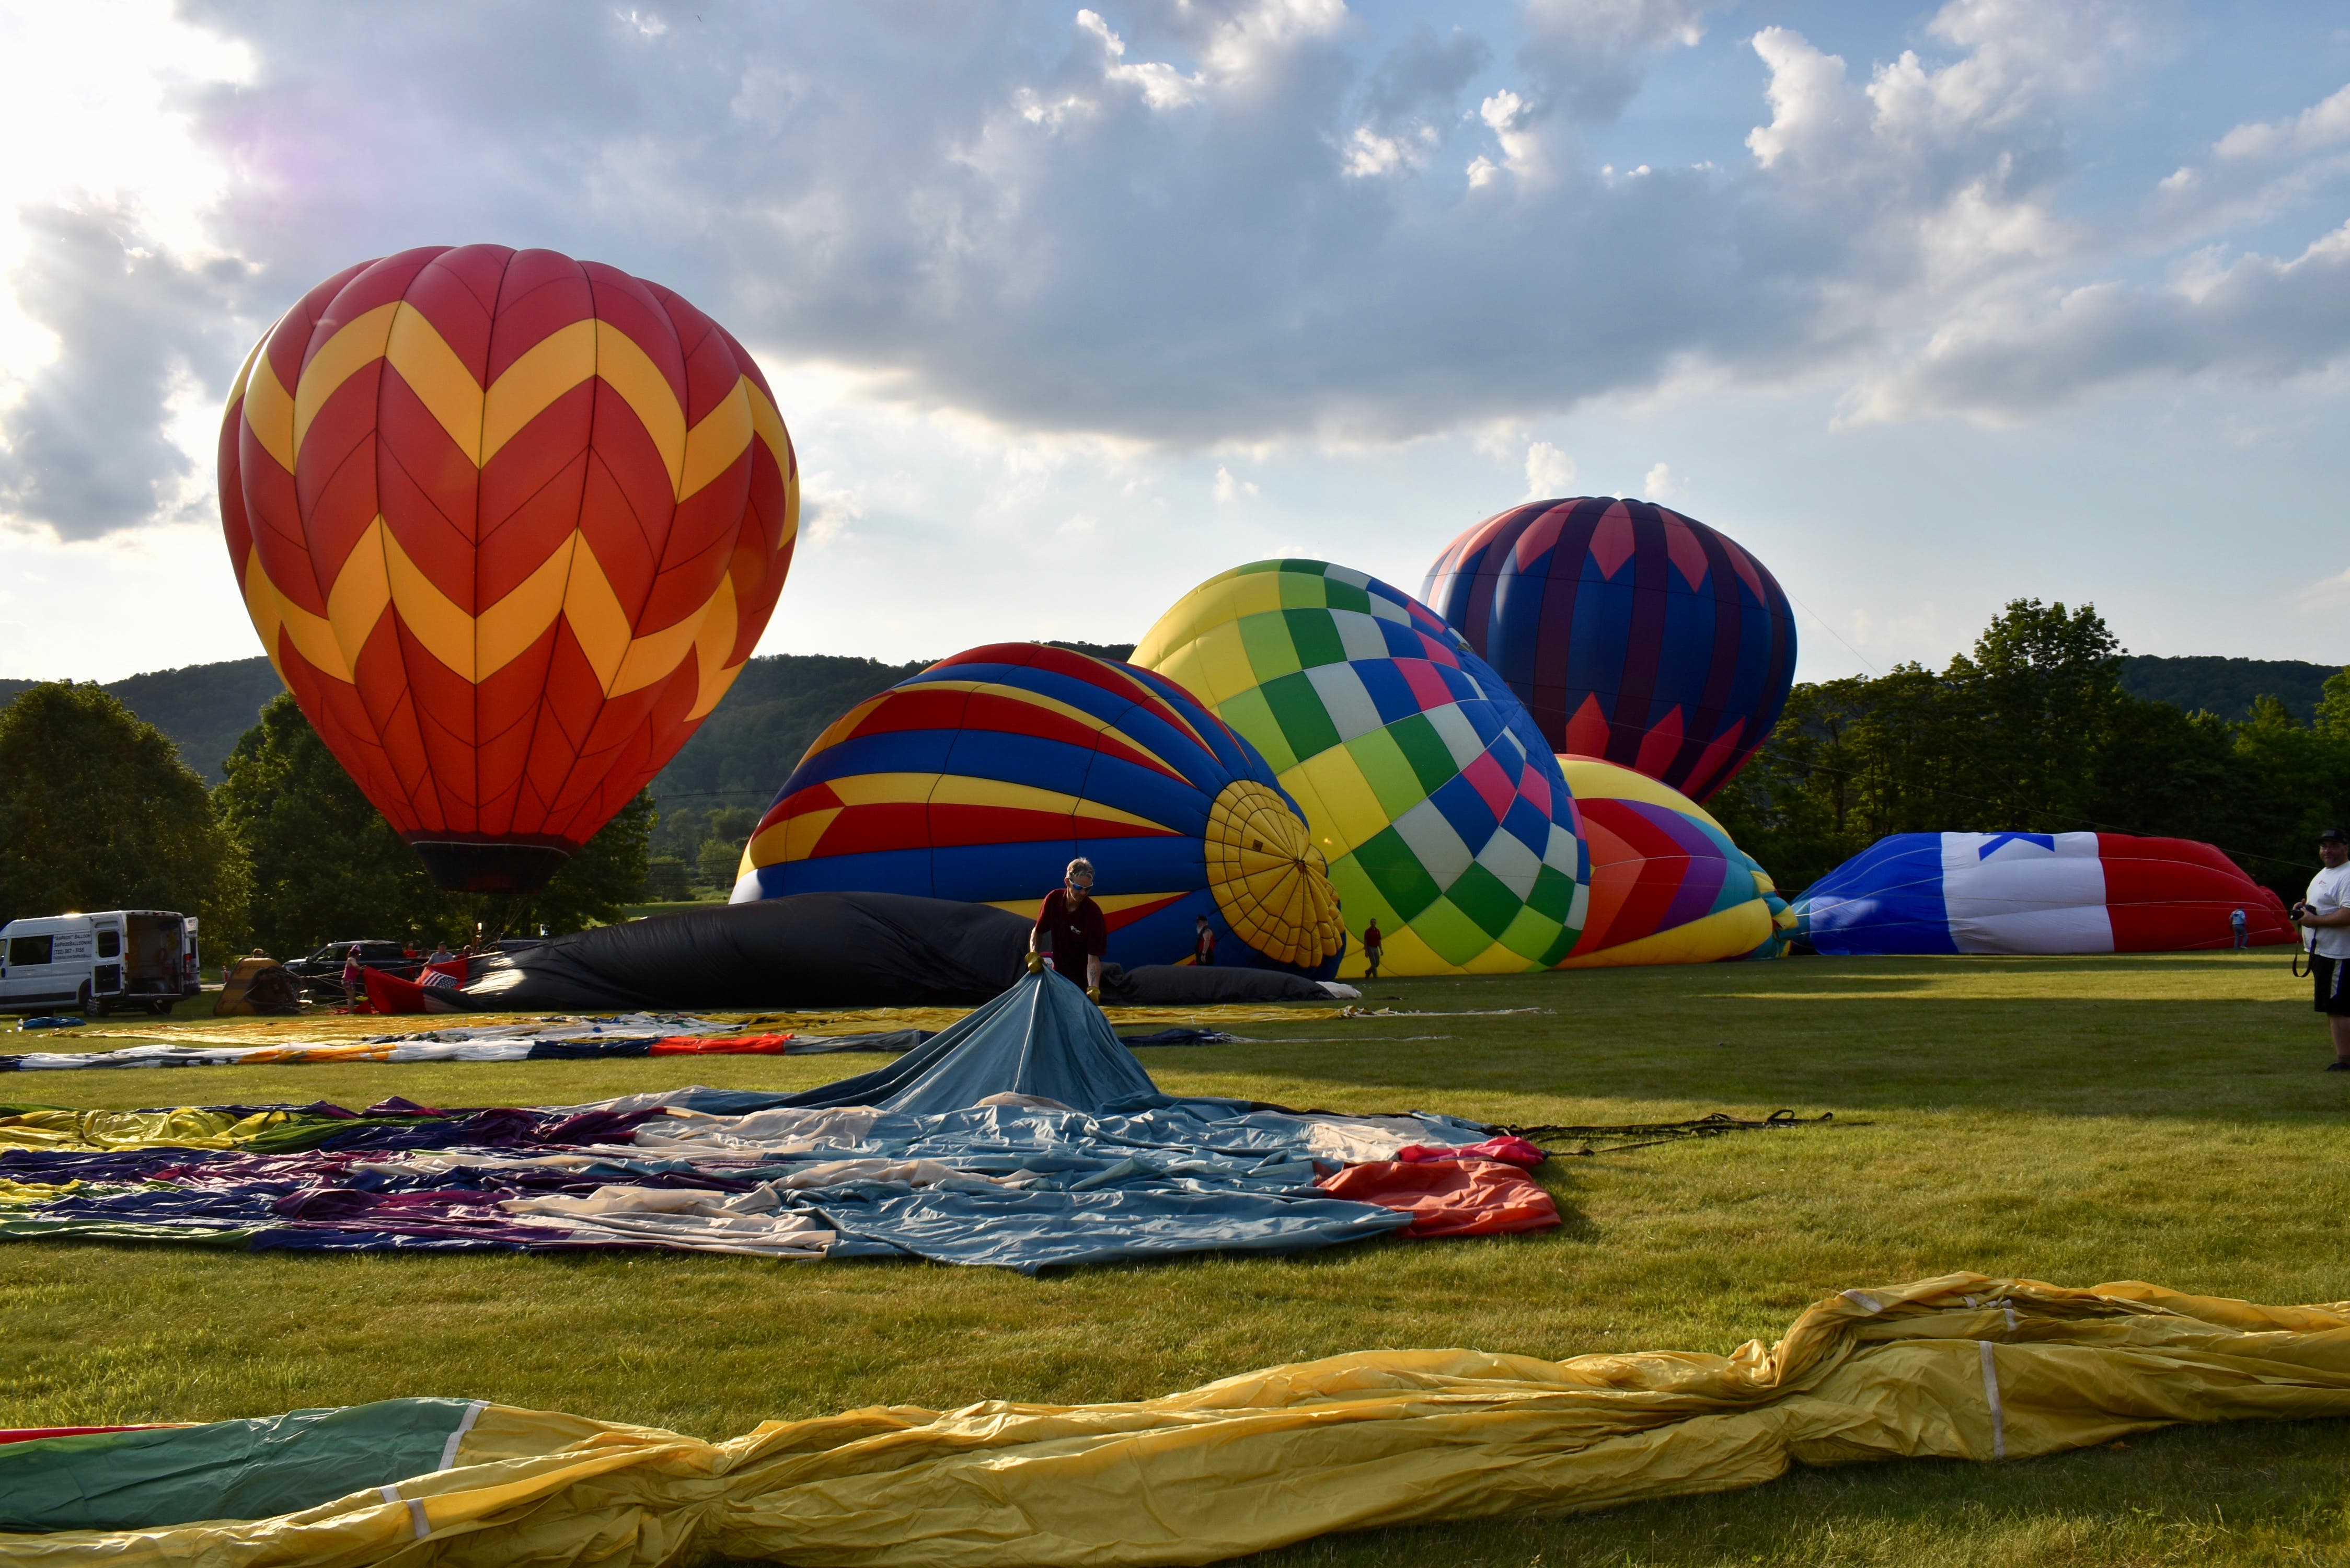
xmin=1132 ymin=560 xmax=1589 ymax=977
xmin=19 ymin=1275 xmax=2350 ymax=1567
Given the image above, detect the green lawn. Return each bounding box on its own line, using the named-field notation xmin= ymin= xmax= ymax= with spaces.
xmin=6 ymin=951 xmax=2349 ymax=1565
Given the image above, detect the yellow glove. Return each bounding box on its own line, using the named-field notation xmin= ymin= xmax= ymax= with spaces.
xmin=1024 ymin=951 xmax=1044 ymax=976
xmin=1086 ymin=986 xmax=1101 ymax=1004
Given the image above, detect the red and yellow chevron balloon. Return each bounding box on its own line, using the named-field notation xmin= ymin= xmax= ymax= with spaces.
xmin=217 ymin=246 xmax=799 ymax=891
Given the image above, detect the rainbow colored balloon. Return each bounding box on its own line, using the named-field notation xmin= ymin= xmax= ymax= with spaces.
xmin=1554 ymin=756 xmax=1782 ymax=966
xmin=1423 ymin=498 xmax=1794 ymax=802
xmin=731 ymin=643 xmax=1344 ymax=976
xmin=218 ymin=245 xmax=798 ymax=891
xmin=1133 ymin=561 xmax=1586 ymax=977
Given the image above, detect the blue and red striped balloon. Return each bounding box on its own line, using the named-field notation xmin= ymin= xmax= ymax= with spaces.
xmin=730 ymin=643 xmax=1345 ymax=977
xmin=1423 ymin=498 xmax=1796 ymax=801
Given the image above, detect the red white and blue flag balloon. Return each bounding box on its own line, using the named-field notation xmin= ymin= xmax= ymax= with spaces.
xmin=1794 ymin=832 xmax=2291 ymax=955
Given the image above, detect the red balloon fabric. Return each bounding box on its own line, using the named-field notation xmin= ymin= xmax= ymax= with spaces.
xmin=218 ymin=245 xmax=800 ymax=892
xmin=1317 ymin=1158 xmax=1560 ymax=1238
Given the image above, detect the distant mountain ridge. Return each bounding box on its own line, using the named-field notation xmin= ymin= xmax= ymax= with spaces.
xmin=7 ymin=647 xmax=2327 ymax=795
xmin=2115 ymin=655 xmax=2342 ymax=723
xmin=0 ymin=659 xmax=285 ymax=783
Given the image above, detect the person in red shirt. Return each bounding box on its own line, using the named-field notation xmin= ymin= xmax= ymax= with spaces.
xmin=1031 ymin=857 xmax=1108 ymax=1000
xmin=1362 ymin=919 xmax=1384 ymax=979
xmin=1193 ymin=914 xmax=1217 ymax=965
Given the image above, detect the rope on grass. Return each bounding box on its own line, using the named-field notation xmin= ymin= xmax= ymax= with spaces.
xmin=1507 ymin=1108 xmax=1836 ymax=1157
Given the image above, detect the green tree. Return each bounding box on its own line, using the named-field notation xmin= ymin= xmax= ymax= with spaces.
xmin=1958 ymin=598 xmax=2123 ymax=828
xmin=1713 ymin=599 xmax=2350 ymax=904
xmin=217 ymin=694 xmax=651 ymax=954
xmin=0 ymin=683 xmax=251 ymax=947
xmin=696 ymin=837 xmax=743 ymax=891
xmin=2318 ymin=666 xmax=2350 ymax=743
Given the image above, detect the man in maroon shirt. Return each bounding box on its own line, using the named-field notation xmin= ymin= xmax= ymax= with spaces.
xmin=1031 ymin=858 xmax=1108 ymax=1000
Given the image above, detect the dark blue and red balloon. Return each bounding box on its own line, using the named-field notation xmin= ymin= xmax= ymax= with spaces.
xmin=1422 ymin=497 xmax=1796 ymax=802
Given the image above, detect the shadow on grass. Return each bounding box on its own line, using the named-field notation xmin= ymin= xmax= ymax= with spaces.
xmin=1168 ymin=989 xmax=2343 ymax=1124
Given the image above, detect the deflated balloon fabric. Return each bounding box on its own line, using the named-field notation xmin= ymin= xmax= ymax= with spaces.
xmin=770 ymin=966 xmax=1158 ymax=1115
xmin=12 ymin=1276 xmax=2350 ymax=1566
xmin=0 ymin=990 xmax=1499 ymax=1270
xmin=1316 ymin=1157 xmax=1561 ymax=1238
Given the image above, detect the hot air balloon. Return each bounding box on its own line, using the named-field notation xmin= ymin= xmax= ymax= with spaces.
xmin=1793 ymin=832 xmax=2294 ymax=955
xmin=217 ymin=246 xmax=798 ymax=891
xmin=1423 ymin=498 xmax=1795 ymax=801
xmin=1553 ymin=755 xmax=1781 ymax=966
xmin=732 ymin=643 xmax=1344 ymax=977
xmin=1133 ymin=560 xmax=1587 ymax=977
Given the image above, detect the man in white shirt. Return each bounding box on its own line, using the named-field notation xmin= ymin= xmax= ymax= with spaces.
xmin=2295 ymin=827 xmax=2350 ymax=1070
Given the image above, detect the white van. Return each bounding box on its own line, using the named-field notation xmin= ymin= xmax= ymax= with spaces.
xmin=0 ymin=911 xmax=200 ymax=1017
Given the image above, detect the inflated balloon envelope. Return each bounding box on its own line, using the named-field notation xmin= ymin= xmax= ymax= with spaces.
xmin=1132 ymin=560 xmax=1589 ymax=978
xmin=1554 ymin=755 xmax=1781 ymax=966
xmin=730 ymin=642 xmax=1344 ymax=977
xmin=1424 ymin=497 xmax=1797 ymax=803
xmin=217 ymin=246 xmax=800 ymax=892
xmin=14 ymin=1275 xmax=2350 ymax=1565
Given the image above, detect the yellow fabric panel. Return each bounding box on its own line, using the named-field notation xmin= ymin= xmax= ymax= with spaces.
xmin=240 ymin=544 xmax=344 ymax=682
xmin=1557 ymin=754 xmax=1729 ymax=835
xmin=376 ymin=520 xmax=476 ymax=678
xmin=480 ymin=318 xmax=598 ymax=460
xmin=1362 ymin=925 xmax=1446 ymax=979
xmin=244 ymin=521 xmax=734 ymax=700
xmin=1281 ymin=749 xmax=1387 ymax=862
xmin=290 ymin=302 xmax=400 ymax=457
xmin=1555 ymin=899 xmax=1775 ymax=969
xmin=747 ymin=803 xmax=840 ymax=868
xmin=684 ymin=571 xmax=742 ymax=720
xmin=238 ymin=346 xmax=298 ymax=476
xmin=561 ymin=533 xmax=637 ymax=692
xmin=802 ymin=772 xmax=1162 ymax=835
xmin=28 ymin=1275 xmax=2350 ymax=1567
xmin=474 ymin=531 xmax=580 ymax=677
xmin=745 ymin=379 xmax=794 ymax=488
xmin=678 ymin=377 xmax=755 ymax=503
xmin=1138 ymin=616 xmax=1259 ymax=708
xmin=983 ymin=893 xmax=1188 ymax=922
xmin=0 ymin=1178 xmax=78 ymax=1204
xmin=324 ymin=521 xmax=396 ymax=675
xmin=604 ymin=585 xmax=711 ymax=699
xmin=0 ymin=1106 xmax=292 ymax=1152
xmin=589 ymin=321 xmax=689 ymax=495
xmin=383 ymin=301 xmax=490 ymax=463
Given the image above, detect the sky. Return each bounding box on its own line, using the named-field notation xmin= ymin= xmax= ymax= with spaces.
xmin=0 ymin=0 xmax=2346 ymax=686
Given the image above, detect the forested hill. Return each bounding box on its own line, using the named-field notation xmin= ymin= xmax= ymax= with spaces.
xmin=2116 ymin=656 xmax=2341 ymax=722
xmin=0 ymin=659 xmax=284 ymax=783
xmin=0 ymin=641 xmax=1139 ymax=795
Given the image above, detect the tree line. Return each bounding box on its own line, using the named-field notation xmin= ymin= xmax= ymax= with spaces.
xmin=5 ymin=605 xmax=2342 ymax=959
xmin=1709 ymin=599 xmax=2350 ymax=902
xmin=0 ymin=687 xmax=650 ymax=962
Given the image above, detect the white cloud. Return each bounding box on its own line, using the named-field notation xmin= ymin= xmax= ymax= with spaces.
xmin=1852 ymin=217 xmax=2350 ymax=420
xmin=1524 ymin=441 xmax=1575 ymax=499
xmin=2216 ymin=83 xmax=2350 ymax=162
xmin=1213 ymin=464 xmax=1260 ymax=502
xmin=1643 ymin=461 xmax=1680 ymax=500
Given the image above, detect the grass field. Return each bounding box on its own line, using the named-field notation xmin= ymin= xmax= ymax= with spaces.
xmin=6 ymin=951 xmax=2349 ymax=1565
